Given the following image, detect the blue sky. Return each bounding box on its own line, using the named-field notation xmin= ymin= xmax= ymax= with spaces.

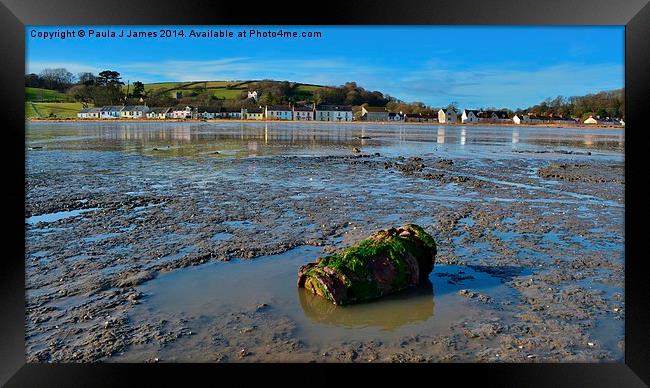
xmin=26 ymin=26 xmax=623 ymax=109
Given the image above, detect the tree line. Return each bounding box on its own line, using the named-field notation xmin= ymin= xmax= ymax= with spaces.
xmin=26 ymin=69 xmax=147 ymax=106
xmin=516 ymin=89 xmax=624 ymax=120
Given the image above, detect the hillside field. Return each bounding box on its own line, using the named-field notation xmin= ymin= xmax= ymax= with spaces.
xmin=137 ymin=80 xmax=330 ymax=101
xmin=25 ymin=87 xmax=68 ymax=102
xmin=26 ymin=102 xmax=91 ymax=119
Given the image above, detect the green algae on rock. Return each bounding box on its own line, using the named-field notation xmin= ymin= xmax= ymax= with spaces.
xmin=297 ymin=224 xmax=437 ymax=305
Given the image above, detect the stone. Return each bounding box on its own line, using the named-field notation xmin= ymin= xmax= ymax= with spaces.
xmin=297 ymin=224 xmax=436 ymax=305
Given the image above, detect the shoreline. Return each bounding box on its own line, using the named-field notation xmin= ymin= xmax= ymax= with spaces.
xmin=26 ymin=118 xmax=624 ymax=130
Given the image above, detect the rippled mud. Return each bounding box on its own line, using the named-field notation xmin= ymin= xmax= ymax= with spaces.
xmin=25 ymin=122 xmax=624 ymax=363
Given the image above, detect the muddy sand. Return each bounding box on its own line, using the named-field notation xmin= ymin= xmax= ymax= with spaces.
xmin=25 ymin=122 xmax=624 ymax=363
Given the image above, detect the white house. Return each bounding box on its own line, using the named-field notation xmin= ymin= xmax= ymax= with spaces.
xmin=361 ymin=106 xmax=390 ymax=121
xmin=461 ymin=109 xmax=481 ymax=123
xmin=120 ymin=105 xmax=149 ymax=119
xmin=77 ymin=107 xmax=101 ymax=119
xmin=388 ymin=112 xmax=404 ymax=121
xmin=171 ymin=106 xmax=194 ymax=119
xmin=146 ymin=107 xmax=172 ymax=119
xmin=242 ymin=107 xmax=264 ymax=120
xmin=100 ymin=106 xmax=124 ymax=119
xmin=461 ymin=109 xmax=510 ymax=123
xmin=584 ymin=115 xmax=623 ymax=126
xmin=293 ymin=105 xmax=315 ymax=121
xmin=438 ymin=108 xmax=458 ymax=123
xmin=264 ymin=105 xmax=292 ymax=120
xmin=512 ymin=114 xmax=526 ymax=125
xmin=247 ymin=91 xmax=258 ymax=101
xmin=315 ymin=105 xmax=353 ymax=121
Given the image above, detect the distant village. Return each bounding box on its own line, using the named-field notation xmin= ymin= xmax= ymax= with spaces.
xmin=77 ymin=91 xmax=624 ymax=126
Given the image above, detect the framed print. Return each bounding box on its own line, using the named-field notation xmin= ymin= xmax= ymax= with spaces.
xmin=1 ymin=0 xmax=649 ymax=386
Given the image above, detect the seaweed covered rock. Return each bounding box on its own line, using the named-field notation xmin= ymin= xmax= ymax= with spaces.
xmin=297 ymin=224 xmax=437 ymax=305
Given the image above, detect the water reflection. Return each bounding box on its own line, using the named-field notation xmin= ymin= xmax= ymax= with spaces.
xmin=437 ymin=127 xmax=445 ymax=144
xmin=26 ymin=122 xmax=625 ymax=155
xmin=298 ymin=279 xmax=434 ymax=330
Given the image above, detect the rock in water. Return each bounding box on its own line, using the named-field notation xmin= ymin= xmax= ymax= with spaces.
xmin=297 ymin=224 xmax=436 ymax=305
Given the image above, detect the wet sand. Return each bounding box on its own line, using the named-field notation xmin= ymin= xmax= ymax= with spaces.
xmin=25 ymin=121 xmax=624 ymax=362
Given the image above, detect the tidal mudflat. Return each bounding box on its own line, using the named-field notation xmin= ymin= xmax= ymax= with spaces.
xmin=25 ymin=122 xmax=624 ymax=362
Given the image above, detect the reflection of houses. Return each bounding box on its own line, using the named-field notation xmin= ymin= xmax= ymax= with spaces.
xmin=120 ymin=105 xmax=149 ymax=119
xmin=293 ymin=105 xmax=315 ymax=121
xmin=315 ymin=105 xmax=353 ymax=121
xmin=361 ymin=106 xmax=390 ymax=121
xmin=146 ymin=107 xmax=172 ymax=119
xmin=265 ymin=105 xmax=292 ymax=120
xmin=404 ymin=113 xmax=437 ymax=122
xmin=77 ymin=107 xmax=101 ymax=119
xmin=100 ymin=106 xmax=124 ymax=119
xmin=243 ymin=107 xmax=264 ymax=120
xmin=437 ymin=127 xmax=445 ymax=144
xmin=438 ymin=108 xmax=458 ymax=123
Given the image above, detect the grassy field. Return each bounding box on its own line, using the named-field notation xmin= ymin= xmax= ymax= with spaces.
xmin=25 ymin=80 xmax=332 ymax=119
xmin=25 ymin=87 xmax=68 ymax=102
xmin=139 ymin=80 xmax=330 ymax=101
xmin=26 ymin=102 xmax=91 ymax=119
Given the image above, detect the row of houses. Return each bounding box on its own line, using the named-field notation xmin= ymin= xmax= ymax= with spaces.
xmin=360 ymin=106 xmax=459 ymax=123
xmin=77 ymin=105 xmax=624 ymax=125
xmin=78 ymin=104 xmax=354 ymax=121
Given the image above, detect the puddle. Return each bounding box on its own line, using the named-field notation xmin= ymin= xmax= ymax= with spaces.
xmin=83 ymin=232 xmax=120 ymax=243
xmin=126 ymin=245 xmax=521 ymax=355
xmin=26 ymin=208 xmax=99 ymax=225
xmin=223 ymin=220 xmax=256 ymax=229
xmin=211 ymin=232 xmax=233 ymax=243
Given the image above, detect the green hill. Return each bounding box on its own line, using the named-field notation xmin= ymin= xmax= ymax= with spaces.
xmin=137 ymin=80 xmax=331 ymax=101
xmin=26 ymin=102 xmax=91 ymax=119
xmin=25 ymin=87 xmax=68 ymax=102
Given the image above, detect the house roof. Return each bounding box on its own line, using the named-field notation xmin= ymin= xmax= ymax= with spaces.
xmin=79 ymin=107 xmax=101 ymax=113
xmin=439 ymin=108 xmax=457 ymax=114
xmin=363 ymin=106 xmax=388 ymax=113
xmin=464 ymin=109 xmax=508 ymax=119
xmin=316 ymin=105 xmax=352 ymax=112
xmin=488 ymin=111 xmax=509 ymax=119
xmin=293 ymin=105 xmax=314 ymax=112
xmin=266 ymin=105 xmax=292 ymax=111
xmin=247 ymin=108 xmax=263 ymax=114
xmin=149 ymin=107 xmax=171 ymax=114
xmin=100 ymin=106 xmax=125 ymax=112
xmin=197 ymin=106 xmax=221 ymax=113
xmin=404 ymin=113 xmax=437 ymax=119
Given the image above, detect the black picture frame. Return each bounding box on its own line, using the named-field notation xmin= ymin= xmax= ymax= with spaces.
xmin=1 ymin=0 xmax=648 ymax=386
